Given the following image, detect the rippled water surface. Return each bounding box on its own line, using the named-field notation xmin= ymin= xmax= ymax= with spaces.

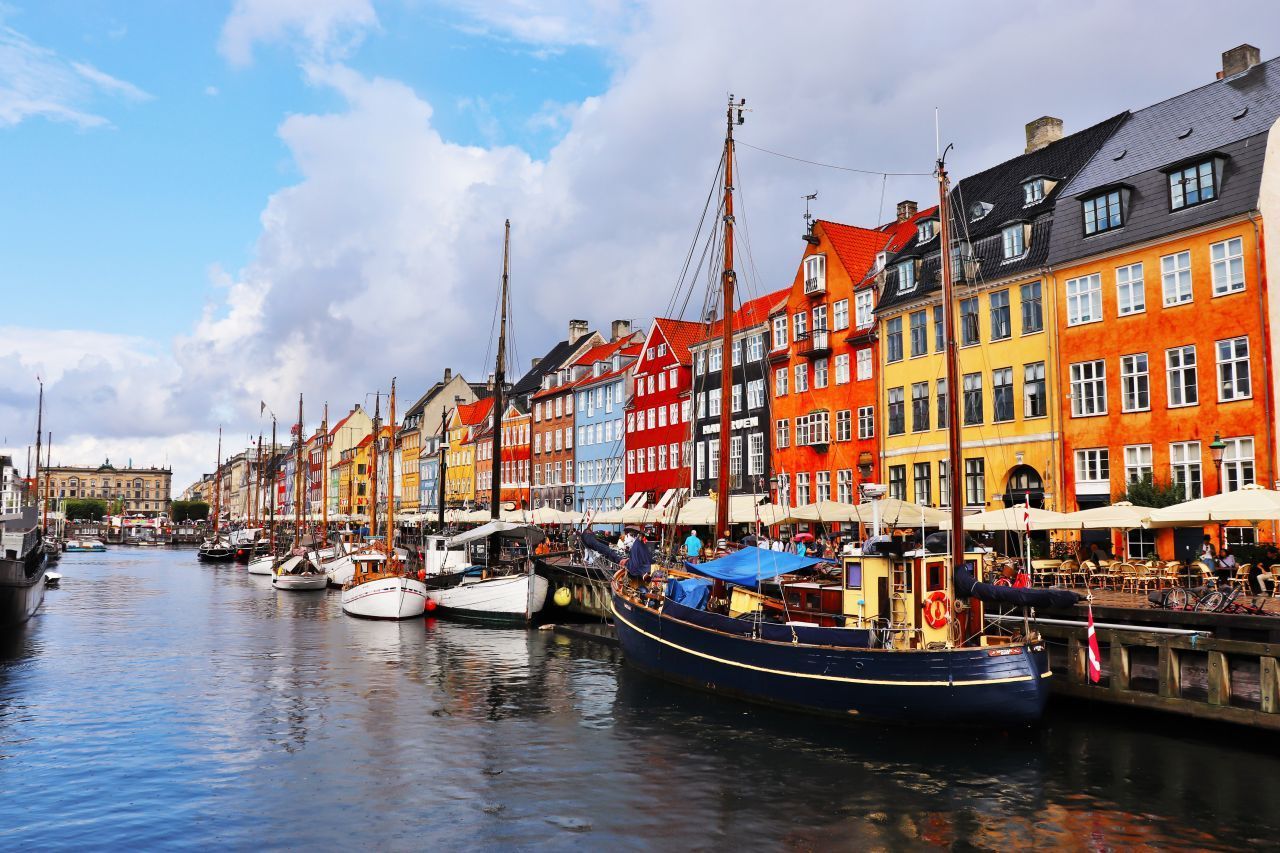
xmin=2 ymin=549 xmax=1278 ymax=850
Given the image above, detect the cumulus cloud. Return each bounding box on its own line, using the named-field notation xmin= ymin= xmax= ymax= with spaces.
xmin=0 ymin=18 xmax=151 ymax=127
xmin=219 ymin=0 xmax=379 ymax=67
xmin=5 ymin=0 xmax=1280 ymax=492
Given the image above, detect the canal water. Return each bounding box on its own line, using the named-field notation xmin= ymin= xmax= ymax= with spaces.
xmin=2 ymin=549 xmax=1277 ymax=850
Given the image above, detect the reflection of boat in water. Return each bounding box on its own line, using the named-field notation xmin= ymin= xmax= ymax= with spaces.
xmin=0 ymin=508 xmax=48 ymax=629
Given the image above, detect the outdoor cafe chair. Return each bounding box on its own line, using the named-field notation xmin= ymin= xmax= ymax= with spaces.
xmin=1030 ymin=559 xmax=1060 ymax=587
xmin=1230 ymin=564 xmax=1253 ymax=594
xmin=1054 ymin=559 xmax=1079 ymax=586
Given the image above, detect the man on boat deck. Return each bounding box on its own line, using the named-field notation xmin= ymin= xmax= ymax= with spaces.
xmin=580 ymin=526 xmax=652 ymax=586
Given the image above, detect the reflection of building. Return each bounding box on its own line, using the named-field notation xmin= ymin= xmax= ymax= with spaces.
xmin=39 ymin=460 xmax=173 ymax=516
xmin=691 ymin=290 xmax=788 ymax=499
xmin=877 ymin=114 xmax=1124 ymax=512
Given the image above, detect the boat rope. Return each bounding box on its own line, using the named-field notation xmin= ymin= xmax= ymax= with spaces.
xmin=736 ymin=139 xmax=933 ymax=177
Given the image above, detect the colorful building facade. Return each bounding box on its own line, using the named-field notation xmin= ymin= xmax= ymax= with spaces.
xmin=624 ymin=318 xmax=702 ymax=506
xmin=573 ymin=334 xmax=641 ymax=515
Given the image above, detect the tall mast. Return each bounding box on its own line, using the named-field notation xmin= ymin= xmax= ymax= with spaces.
xmin=491 ymin=220 xmax=509 ymax=523
xmin=42 ymin=432 xmax=51 ymax=534
xmin=715 ymin=95 xmax=746 ymax=540
xmin=33 ymin=380 xmax=42 ymax=515
xmin=268 ymin=417 xmax=277 ymax=550
xmin=387 ymin=380 xmax=396 ymax=552
xmin=293 ymin=394 xmax=304 ymax=549
xmin=438 ymin=407 xmax=449 ymax=529
xmin=213 ymin=427 xmax=222 ymax=536
xmin=253 ymin=432 xmax=263 ymax=527
xmin=321 ymin=404 xmax=329 ymax=542
xmin=937 ymin=152 xmax=965 ymax=564
xmin=370 ymin=393 xmax=381 ymax=539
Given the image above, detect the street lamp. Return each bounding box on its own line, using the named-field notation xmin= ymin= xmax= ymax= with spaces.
xmin=1209 ymin=432 xmax=1227 ymax=493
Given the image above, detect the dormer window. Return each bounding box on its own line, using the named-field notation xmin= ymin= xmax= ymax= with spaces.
xmin=969 ymin=201 xmax=993 ymax=221
xmin=803 ymin=254 xmax=826 ymax=294
xmin=1083 ymin=189 xmax=1123 ymax=235
xmin=875 ymin=251 xmax=887 ymax=271
xmin=1168 ymin=159 xmax=1217 ymax=210
xmin=897 ymin=259 xmax=916 ymax=293
xmin=1001 ymin=223 xmax=1027 ymax=259
xmin=917 ymin=219 xmax=936 ymax=243
xmin=1023 ymin=179 xmax=1044 ymax=205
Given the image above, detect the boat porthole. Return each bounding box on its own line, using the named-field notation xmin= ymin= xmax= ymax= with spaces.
xmin=855 ymin=662 xmax=864 ymax=670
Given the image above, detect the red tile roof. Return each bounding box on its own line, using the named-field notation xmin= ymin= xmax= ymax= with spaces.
xmin=456 ymin=397 xmax=494 ymax=427
xmin=818 ymin=220 xmax=891 ymax=279
xmin=878 ymin=205 xmax=939 ymax=255
xmin=652 ymin=317 xmax=708 ymax=366
xmin=701 ymin=287 xmax=790 ymax=339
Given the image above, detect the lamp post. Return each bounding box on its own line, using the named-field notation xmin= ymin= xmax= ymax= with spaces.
xmin=1209 ymin=432 xmax=1227 ymax=494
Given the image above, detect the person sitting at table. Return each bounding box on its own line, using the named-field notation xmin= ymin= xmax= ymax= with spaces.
xmin=1215 ymin=545 xmax=1237 ymax=586
xmin=1251 ymin=543 xmax=1279 ymax=595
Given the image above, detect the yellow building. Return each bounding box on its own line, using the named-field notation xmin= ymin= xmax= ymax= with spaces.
xmin=874 ymin=117 xmax=1121 ymax=511
xmin=398 ymin=426 xmax=419 ymax=513
xmin=444 ymin=398 xmax=493 ymax=507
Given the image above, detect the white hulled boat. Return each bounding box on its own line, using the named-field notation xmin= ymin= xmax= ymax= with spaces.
xmin=423 ymin=521 xmax=548 ymax=624
xmin=271 ymin=552 xmax=328 ymax=591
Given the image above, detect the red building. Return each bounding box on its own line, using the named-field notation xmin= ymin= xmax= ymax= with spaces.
xmin=499 ymin=401 xmax=531 ymax=508
xmin=624 ymin=317 xmax=704 ymax=507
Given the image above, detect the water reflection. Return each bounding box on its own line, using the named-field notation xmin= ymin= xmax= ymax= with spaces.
xmin=0 ymin=548 xmax=1275 ymax=850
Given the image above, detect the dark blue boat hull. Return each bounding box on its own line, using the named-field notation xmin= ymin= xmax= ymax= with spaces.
xmin=610 ymin=592 xmax=1051 ymax=725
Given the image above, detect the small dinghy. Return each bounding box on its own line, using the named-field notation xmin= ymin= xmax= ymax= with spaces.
xmin=271 ymin=553 xmax=328 ymax=591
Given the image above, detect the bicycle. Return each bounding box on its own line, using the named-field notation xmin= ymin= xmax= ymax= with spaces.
xmin=1158 ymin=581 xmax=1271 ymax=615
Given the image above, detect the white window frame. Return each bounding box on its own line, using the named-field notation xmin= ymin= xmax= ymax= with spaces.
xmin=1123 ymin=444 xmax=1153 ymax=484
xmin=1001 ymin=223 xmax=1025 ymax=259
xmin=1065 ymin=273 xmax=1102 ymax=326
xmin=1161 ymin=251 xmax=1193 ymax=306
xmin=1115 ymin=262 xmax=1145 ymax=316
xmin=834 ymin=353 xmax=850 ymax=385
xmin=1220 ymin=436 xmax=1255 ymax=493
xmin=857 ymin=406 xmax=874 ymax=440
xmin=1119 ymin=353 xmax=1150 ymax=413
xmin=1166 ymin=345 xmax=1198 ymax=408
xmin=854 ymin=291 xmax=874 ymax=329
xmin=833 ymin=299 xmax=849 ymax=331
xmin=1069 ymin=360 xmax=1107 ymax=417
xmin=856 ymin=348 xmax=872 ymax=381
xmin=774 ymin=367 xmax=788 ymax=397
xmin=1216 ymin=336 xmax=1250 ymax=402
xmin=1211 ymin=236 xmax=1245 ymax=296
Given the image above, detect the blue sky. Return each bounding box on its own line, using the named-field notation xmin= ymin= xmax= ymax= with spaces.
xmin=0 ymin=1 xmax=610 ymax=334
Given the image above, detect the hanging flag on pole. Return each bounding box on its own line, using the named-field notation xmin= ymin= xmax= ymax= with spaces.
xmin=1021 ymin=498 xmax=1031 ymax=534
xmin=1086 ymin=601 xmax=1102 ymax=684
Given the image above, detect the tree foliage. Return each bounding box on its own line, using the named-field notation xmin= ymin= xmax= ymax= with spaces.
xmin=1114 ymin=474 xmax=1187 ymax=509
xmin=171 ymin=501 xmax=209 ymax=522
xmin=64 ymin=498 xmax=107 ymax=520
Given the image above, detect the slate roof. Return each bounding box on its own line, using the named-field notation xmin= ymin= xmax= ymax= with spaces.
xmin=402 ymin=377 xmax=490 ymax=421
xmin=877 ymin=112 xmax=1128 ymax=313
xmin=1047 ymin=55 xmax=1280 ymax=266
xmin=509 ymin=338 xmax=581 ymax=401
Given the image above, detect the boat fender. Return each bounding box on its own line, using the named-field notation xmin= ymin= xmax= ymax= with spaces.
xmin=425 ymin=598 xmax=438 ymax=612
xmin=923 ymin=591 xmax=950 ymax=629
xmin=554 ymin=587 xmax=572 ymax=607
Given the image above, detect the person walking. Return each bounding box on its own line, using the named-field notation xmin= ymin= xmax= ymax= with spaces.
xmin=684 ymin=528 xmax=703 ymax=564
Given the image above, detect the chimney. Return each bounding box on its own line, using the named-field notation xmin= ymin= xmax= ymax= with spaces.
xmin=568 ymin=319 xmax=589 ymax=344
xmin=895 ymin=200 xmax=918 ymax=223
xmin=443 ymin=367 xmax=452 ymax=384
xmin=610 ymin=319 xmax=632 ymax=342
xmin=1025 ymin=116 xmax=1063 ymax=153
xmin=487 ymin=372 xmax=495 ymax=390
xmin=1221 ymin=44 xmax=1261 ymax=79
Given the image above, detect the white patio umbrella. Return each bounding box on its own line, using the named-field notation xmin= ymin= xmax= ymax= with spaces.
xmin=1147 ymin=483 xmax=1280 ymax=524
xmin=861 ymin=498 xmax=950 ymax=528
xmin=1061 ymin=501 xmax=1154 ymax=530
xmin=790 ymin=500 xmax=862 ymax=523
xmin=941 ymin=506 xmax=1070 ymax=531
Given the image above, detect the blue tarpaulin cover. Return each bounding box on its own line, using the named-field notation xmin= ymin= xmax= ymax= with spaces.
xmin=686 ymin=547 xmax=829 ymax=588
xmin=665 ymin=577 xmax=712 ymax=609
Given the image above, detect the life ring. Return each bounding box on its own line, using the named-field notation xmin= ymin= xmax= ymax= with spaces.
xmin=923 ymin=591 xmax=950 ymax=629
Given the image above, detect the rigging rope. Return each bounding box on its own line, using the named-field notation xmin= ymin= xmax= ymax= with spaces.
xmin=737 ymin=139 xmax=932 ymax=177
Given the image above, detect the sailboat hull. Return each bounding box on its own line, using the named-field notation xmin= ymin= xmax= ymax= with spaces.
xmin=425 ymin=572 xmax=548 ymax=624
xmin=271 ymin=555 xmax=328 ymax=590
xmin=324 ymin=554 xmax=357 ymax=588
xmin=0 ymin=552 xmax=47 ymax=629
xmin=246 ymin=555 xmax=275 ymax=575
xmin=341 ymin=576 xmax=427 ymax=620
xmin=610 ymin=591 xmax=1051 ymax=726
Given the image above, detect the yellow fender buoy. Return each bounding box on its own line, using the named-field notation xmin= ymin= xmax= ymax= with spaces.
xmin=553 ymin=587 xmax=572 ymax=607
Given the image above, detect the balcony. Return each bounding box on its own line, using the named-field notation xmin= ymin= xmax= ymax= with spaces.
xmin=797 ymin=330 xmax=831 ymax=359
xmin=803 ymin=275 xmax=826 ymax=296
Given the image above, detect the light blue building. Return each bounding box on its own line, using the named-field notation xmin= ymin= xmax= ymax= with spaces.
xmin=573 ymin=336 xmax=639 ymax=517
xmin=420 ymin=433 xmax=441 ymax=515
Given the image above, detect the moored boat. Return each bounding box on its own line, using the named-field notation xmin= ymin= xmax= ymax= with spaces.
xmin=341 ymin=554 xmax=427 ymax=619
xmin=198 ymin=429 xmax=235 ymax=562
xmin=271 ymin=553 xmax=328 ymax=590
xmin=422 ymin=521 xmax=549 ymax=624
xmin=0 ymin=508 xmax=48 ymax=629
xmin=64 ymin=538 xmax=107 ymax=552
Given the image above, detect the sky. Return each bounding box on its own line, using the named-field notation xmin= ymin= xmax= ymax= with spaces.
xmin=1 ymin=0 xmax=1277 ymax=491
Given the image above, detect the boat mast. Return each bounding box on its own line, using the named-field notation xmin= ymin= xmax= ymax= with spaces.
xmin=936 ymin=151 xmax=965 ymax=565
xmin=293 ymin=394 xmax=303 ymax=550
xmin=321 ymin=404 xmax=329 ymax=543
xmin=213 ymin=427 xmax=222 ymax=537
xmin=33 ymin=380 xmax=42 ymax=516
xmin=370 ymin=393 xmax=381 ymax=540
xmin=268 ymin=417 xmax=277 ymax=551
xmin=43 ymin=432 xmax=52 ymax=535
xmin=715 ymin=95 xmax=746 ymax=541
xmin=253 ymin=432 xmax=263 ymax=528
xmin=491 ymin=220 xmax=509 ymax=523
xmin=387 ymin=380 xmax=396 ymax=556
xmin=438 ymin=406 xmax=449 ymax=529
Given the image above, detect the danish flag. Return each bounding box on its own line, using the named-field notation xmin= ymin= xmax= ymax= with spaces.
xmin=1021 ymin=499 xmax=1031 ymax=534
xmin=1086 ymin=602 xmax=1102 ymax=684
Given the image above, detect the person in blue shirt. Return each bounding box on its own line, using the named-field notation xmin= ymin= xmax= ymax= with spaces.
xmin=684 ymin=529 xmax=703 ymax=563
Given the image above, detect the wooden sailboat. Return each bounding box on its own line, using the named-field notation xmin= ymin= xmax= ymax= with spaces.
xmin=198 ymin=428 xmax=234 ymax=561
xmin=341 ymin=381 xmax=428 ymax=618
xmin=423 ymin=220 xmax=549 ymax=624
xmin=273 ymin=395 xmax=327 ymax=590
xmin=607 ymin=99 xmax=1078 ymax=725
xmin=247 ymin=416 xmax=279 ymax=575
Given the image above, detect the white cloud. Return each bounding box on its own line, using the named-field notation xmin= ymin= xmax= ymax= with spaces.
xmin=205 ymin=84 xmax=219 ymax=96
xmin=219 ymin=0 xmax=379 ymax=67
xmin=0 ymin=20 xmax=149 ymax=127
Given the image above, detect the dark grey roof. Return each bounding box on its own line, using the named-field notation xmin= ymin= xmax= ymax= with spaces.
xmin=1060 ymin=57 xmax=1280 ymax=196
xmin=509 ymin=338 xmax=577 ymax=401
xmin=877 ymin=113 xmax=1127 ymax=313
xmin=1047 ymin=56 xmax=1280 ymax=267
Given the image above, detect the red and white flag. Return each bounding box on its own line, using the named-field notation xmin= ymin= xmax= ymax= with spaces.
xmin=1021 ymin=499 xmax=1031 ymax=534
xmin=1086 ymin=602 xmax=1102 ymax=684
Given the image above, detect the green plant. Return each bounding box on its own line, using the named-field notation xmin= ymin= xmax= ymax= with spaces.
xmin=171 ymin=501 xmax=209 ymax=522
xmin=1114 ymin=474 xmax=1186 ymax=509
xmin=64 ymin=499 xmax=107 ymax=521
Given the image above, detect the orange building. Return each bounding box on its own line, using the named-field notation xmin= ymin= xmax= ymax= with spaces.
xmin=770 ymin=209 xmax=933 ymax=512
xmin=1046 ymin=45 xmax=1280 ymax=556
xmin=499 ymin=401 xmax=532 ymax=508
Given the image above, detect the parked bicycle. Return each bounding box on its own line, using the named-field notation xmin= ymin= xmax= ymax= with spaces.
xmin=1151 ymin=580 xmax=1271 ymax=615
